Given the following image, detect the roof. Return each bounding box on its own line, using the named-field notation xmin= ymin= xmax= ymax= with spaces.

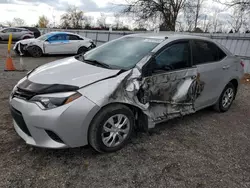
xmin=2 ymin=27 xmax=27 ymax=30
xmin=128 ymin=33 xmax=212 ymax=41
xmin=49 ymin=31 xmax=79 ymax=35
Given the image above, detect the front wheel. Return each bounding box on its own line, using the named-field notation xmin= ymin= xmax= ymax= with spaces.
xmin=88 ymin=104 xmax=134 ymax=153
xmin=77 ymin=46 xmax=88 ymax=54
xmin=28 ymin=46 xmax=43 ymax=57
xmin=214 ymin=82 xmax=235 ymax=112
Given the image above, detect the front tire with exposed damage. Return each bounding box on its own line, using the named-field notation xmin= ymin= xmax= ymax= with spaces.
xmin=27 ymin=46 xmax=43 ymax=57
xmin=88 ymin=104 xmax=134 ymax=153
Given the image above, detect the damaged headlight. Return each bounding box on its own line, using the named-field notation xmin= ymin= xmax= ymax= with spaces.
xmin=30 ymin=92 xmax=82 ymax=110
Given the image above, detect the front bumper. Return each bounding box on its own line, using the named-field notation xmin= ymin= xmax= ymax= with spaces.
xmin=89 ymin=42 xmax=96 ymax=50
xmin=13 ymin=43 xmax=28 ymax=56
xmin=10 ymin=96 xmax=99 ymax=148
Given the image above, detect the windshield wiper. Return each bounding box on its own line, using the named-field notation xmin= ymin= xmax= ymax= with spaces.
xmin=83 ymin=59 xmax=111 ymax=69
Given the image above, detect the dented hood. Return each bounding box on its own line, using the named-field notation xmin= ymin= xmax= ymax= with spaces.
xmin=28 ymin=57 xmax=121 ymax=87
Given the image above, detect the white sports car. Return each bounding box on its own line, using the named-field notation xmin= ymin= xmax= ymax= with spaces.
xmin=13 ymin=32 xmax=96 ymax=57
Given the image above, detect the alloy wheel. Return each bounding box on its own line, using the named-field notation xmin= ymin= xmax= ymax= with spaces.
xmin=101 ymin=114 xmax=130 ymax=147
xmin=222 ymin=88 xmax=234 ymax=109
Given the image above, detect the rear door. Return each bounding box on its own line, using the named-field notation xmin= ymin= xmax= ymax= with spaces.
xmin=139 ymin=40 xmax=204 ymax=122
xmin=191 ymin=40 xmax=229 ymax=110
xmin=66 ymin=34 xmax=82 ymax=53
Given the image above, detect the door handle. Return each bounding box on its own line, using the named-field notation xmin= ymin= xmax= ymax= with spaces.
xmin=222 ymin=65 xmax=230 ymax=70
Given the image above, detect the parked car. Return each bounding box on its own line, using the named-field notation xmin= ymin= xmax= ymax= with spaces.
xmin=9 ymin=34 xmax=244 ymax=152
xmin=19 ymin=27 xmax=41 ymax=38
xmin=13 ymin=32 xmax=96 ymax=57
xmin=0 ymin=27 xmax=34 ymax=41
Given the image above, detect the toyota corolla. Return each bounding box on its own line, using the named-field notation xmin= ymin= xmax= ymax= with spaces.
xmin=9 ymin=34 xmax=244 ymax=153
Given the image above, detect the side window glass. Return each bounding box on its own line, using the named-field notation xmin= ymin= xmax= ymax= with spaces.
xmin=68 ymin=35 xmax=79 ymax=40
xmin=57 ymin=34 xmax=66 ymax=41
xmin=3 ymin=29 xmax=10 ymax=33
xmin=192 ymin=41 xmax=226 ymax=65
xmin=48 ymin=34 xmax=66 ymax=42
xmin=155 ymin=42 xmax=190 ymax=71
xmin=48 ymin=35 xmax=58 ymax=41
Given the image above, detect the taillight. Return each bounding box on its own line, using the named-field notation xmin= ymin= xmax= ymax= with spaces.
xmin=240 ymin=61 xmax=244 ymax=68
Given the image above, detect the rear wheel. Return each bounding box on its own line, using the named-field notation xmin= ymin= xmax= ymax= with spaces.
xmin=214 ymin=82 xmax=235 ymax=112
xmin=77 ymin=46 xmax=88 ymax=54
xmin=88 ymin=104 xmax=134 ymax=153
xmin=28 ymin=46 xmax=43 ymax=57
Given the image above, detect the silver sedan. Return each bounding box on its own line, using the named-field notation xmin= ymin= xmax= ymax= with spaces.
xmin=9 ymin=34 xmax=244 ymax=153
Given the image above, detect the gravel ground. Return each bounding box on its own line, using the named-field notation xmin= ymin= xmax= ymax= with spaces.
xmin=0 ymin=44 xmax=250 ymax=188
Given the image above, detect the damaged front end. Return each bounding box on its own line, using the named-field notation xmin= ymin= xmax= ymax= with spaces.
xmin=14 ymin=43 xmax=29 ymax=56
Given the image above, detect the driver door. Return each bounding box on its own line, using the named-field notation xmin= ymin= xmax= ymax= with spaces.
xmin=44 ymin=34 xmax=70 ymax=54
xmin=139 ymin=41 xmax=203 ymax=123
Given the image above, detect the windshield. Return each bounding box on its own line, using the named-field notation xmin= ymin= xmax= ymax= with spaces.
xmin=37 ymin=33 xmax=52 ymax=41
xmin=78 ymin=37 xmax=161 ymax=69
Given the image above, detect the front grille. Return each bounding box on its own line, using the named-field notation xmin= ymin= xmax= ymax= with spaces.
xmin=10 ymin=106 xmax=31 ymax=136
xmin=45 ymin=130 xmax=64 ymax=144
xmin=13 ymin=87 xmax=35 ymax=100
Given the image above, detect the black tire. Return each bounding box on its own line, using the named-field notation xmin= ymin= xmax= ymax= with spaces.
xmin=214 ymin=82 xmax=235 ymax=112
xmin=77 ymin=46 xmax=88 ymax=54
xmin=88 ymin=104 xmax=135 ymax=153
xmin=28 ymin=46 xmax=43 ymax=58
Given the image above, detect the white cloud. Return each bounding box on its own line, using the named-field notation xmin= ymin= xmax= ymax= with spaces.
xmin=0 ymin=0 xmax=126 ymax=26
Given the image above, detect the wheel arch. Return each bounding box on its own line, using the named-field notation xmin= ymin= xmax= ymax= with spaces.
xmin=21 ymin=34 xmax=33 ymax=40
xmin=87 ymin=102 xmax=149 ymax=141
xmin=27 ymin=45 xmax=44 ymax=55
xmin=229 ymin=79 xmax=238 ymax=99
